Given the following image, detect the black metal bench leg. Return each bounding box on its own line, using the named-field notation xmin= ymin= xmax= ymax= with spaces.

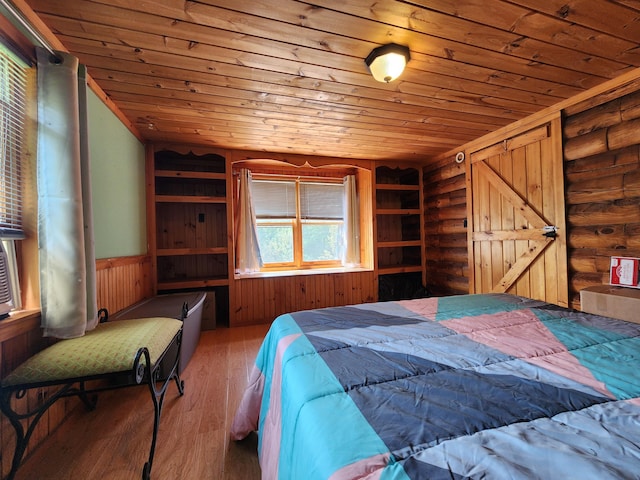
xmin=1 ymin=389 xmax=28 ymax=480
xmin=76 ymin=381 xmax=98 ymax=410
xmin=140 ymin=342 xmax=185 ymax=480
xmin=0 ymin=384 xmax=75 ymax=480
xmin=173 ymin=372 xmax=185 ymax=395
xmin=143 ymin=373 xmax=172 ymax=480
xmin=0 ymin=324 xmax=185 ymax=480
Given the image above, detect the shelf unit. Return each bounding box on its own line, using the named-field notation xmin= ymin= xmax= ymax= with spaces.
xmin=374 ymin=164 xmax=425 ymax=299
xmin=151 ymin=148 xmax=230 ymax=293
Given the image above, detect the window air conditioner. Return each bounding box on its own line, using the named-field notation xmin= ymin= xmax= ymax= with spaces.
xmin=0 ymin=242 xmax=15 ymax=318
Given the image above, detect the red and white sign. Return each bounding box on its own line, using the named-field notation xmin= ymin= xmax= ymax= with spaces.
xmin=610 ymin=256 xmax=640 ymax=288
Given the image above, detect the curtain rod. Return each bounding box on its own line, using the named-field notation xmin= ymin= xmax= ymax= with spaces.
xmin=0 ymin=0 xmax=59 ymax=59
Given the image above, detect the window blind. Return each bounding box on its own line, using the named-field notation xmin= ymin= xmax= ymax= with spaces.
xmin=300 ymin=182 xmax=344 ymax=220
xmin=0 ymin=43 xmax=27 ymax=239
xmin=252 ymin=180 xmax=296 ymax=219
xmin=252 ymin=179 xmax=344 ymax=220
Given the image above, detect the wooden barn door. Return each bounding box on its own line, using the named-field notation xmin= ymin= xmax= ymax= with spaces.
xmin=467 ymin=116 xmax=568 ymax=307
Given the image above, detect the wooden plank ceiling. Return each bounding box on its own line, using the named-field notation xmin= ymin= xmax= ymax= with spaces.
xmin=24 ymin=0 xmax=640 ymax=162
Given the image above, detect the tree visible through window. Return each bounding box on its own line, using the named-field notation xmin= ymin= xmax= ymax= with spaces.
xmin=251 ymin=178 xmax=345 ymax=268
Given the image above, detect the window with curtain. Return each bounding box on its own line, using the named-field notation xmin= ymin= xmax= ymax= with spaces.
xmin=251 ymin=178 xmax=346 ymax=269
xmin=0 ymin=41 xmax=29 ymax=313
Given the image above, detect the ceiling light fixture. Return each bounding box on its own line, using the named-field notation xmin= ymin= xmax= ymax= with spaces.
xmin=364 ymin=43 xmax=411 ymax=83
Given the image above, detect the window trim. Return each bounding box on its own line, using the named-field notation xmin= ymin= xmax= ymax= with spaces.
xmin=252 ymin=175 xmax=345 ymax=271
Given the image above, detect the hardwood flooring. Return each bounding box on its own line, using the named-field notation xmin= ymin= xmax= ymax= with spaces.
xmin=12 ymin=324 xmax=270 ymax=480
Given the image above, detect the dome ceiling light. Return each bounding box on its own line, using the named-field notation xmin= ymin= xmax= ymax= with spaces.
xmin=364 ymin=43 xmax=411 ymax=83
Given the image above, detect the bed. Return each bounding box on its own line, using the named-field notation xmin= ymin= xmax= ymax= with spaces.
xmin=231 ymin=293 xmax=640 ymax=479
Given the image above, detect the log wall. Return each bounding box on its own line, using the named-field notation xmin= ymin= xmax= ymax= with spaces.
xmin=423 ymin=160 xmax=469 ymax=296
xmin=0 ymin=255 xmax=153 ymax=477
xmin=423 ymin=88 xmax=640 ymax=308
xmin=564 ymin=90 xmax=640 ymax=308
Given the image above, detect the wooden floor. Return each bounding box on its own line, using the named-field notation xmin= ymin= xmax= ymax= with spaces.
xmin=12 ymin=324 xmax=270 ymax=480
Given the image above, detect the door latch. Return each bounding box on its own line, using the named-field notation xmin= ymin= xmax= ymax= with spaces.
xmin=543 ymin=225 xmax=558 ymax=239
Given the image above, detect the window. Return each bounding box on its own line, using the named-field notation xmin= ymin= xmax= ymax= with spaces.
xmin=234 ymin=164 xmax=372 ymax=277
xmin=0 ymin=42 xmax=29 ymax=312
xmin=252 ymin=178 xmax=346 ymax=269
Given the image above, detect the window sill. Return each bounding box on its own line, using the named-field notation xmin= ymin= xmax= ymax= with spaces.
xmin=235 ymin=266 xmax=372 ymax=280
xmin=0 ymin=309 xmax=41 ymax=342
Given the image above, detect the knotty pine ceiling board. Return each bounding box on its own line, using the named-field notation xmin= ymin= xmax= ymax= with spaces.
xmin=25 ymin=0 xmax=640 ymax=162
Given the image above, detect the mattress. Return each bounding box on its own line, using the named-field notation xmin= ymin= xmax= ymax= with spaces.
xmin=231 ymin=293 xmax=640 ymax=479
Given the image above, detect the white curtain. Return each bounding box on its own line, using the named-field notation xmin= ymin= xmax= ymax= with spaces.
xmin=37 ymin=48 xmax=98 ymax=338
xmin=343 ymin=174 xmax=360 ymax=266
xmin=235 ymin=169 xmax=262 ymax=273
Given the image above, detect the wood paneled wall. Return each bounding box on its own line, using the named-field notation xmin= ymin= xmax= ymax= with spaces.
xmin=423 ymin=160 xmax=469 ymax=296
xmin=1 ymin=312 xmax=53 ymax=480
xmin=0 ymin=319 xmax=65 ymax=480
xmin=96 ymin=255 xmax=153 ymax=316
xmin=1 ymin=255 xmax=153 ymax=477
xmin=564 ymin=90 xmax=640 ymax=308
xmin=231 ymin=270 xmax=377 ymax=326
xmin=227 ymin=153 xmax=376 ymax=326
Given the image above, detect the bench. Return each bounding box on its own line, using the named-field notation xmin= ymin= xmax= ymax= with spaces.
xmin=0 ymin=310 xmax=185 ymax=480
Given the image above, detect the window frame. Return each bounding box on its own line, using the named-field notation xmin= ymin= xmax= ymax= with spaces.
xmin=0 ymin=40 xmax=33 ymax=314
xmin=252 ymin=174 xmax=346 ymax=272
xmin=233 ymin=161 xmax=374 ymax=280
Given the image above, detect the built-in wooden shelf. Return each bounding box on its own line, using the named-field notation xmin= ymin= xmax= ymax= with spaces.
xmin=157 ymin=247 xmax=228 ymax=256
xmin=374 ymin=164 xmax=425 ymax=300
xmin=155 ymin=195 xmax=226 ymax=203
xmin=157 ymin=277 xmax=229 ymax=290
xmin=375 ymin=183 xmax=420 ymax=191
xmin=155 ymin=170 xmax=226 ymax=180
xmin=378 ymin=265 xmax=423 ymax=275
xmin=376 ymin=208 xmax=421 ymax=215
xmin=151 ymin=148 xmax=231 ymax=323
xmin=377 ymin=240 xmax=422 ymax=248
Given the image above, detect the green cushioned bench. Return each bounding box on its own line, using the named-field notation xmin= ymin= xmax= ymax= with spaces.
xmin=0 ymin=314 xmax=185 ymax=480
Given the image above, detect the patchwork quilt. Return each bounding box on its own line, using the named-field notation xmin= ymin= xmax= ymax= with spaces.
xmin=231 ymin=294 xmax=640 ymax=479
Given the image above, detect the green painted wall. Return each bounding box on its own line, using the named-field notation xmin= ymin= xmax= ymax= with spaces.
xmin=87 ymin=90 xmax=147 ymax=259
